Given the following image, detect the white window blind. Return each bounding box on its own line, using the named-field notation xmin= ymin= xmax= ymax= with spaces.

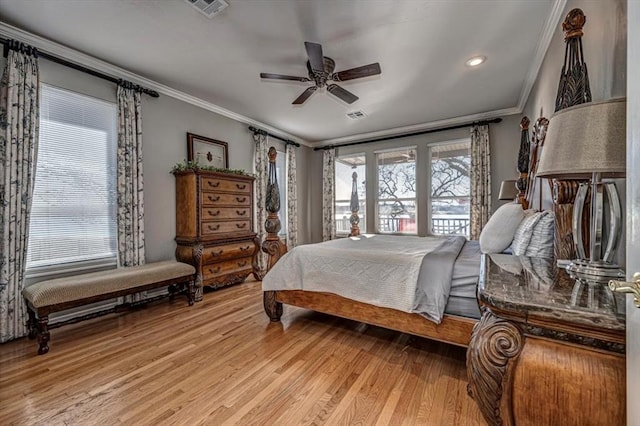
xmin=27 ymin=85 xmax=118 ymax=270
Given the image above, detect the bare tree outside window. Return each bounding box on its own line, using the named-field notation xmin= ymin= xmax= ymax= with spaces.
xmin=431 ymin=141 xmax=471 ymax=236
xmin=377 ymin=148 xmax=417 ymax=233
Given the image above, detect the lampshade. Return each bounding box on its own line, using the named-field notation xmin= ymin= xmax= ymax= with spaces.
xmin=499 ymin=180 xmax=518 ymax=200
xmin=536 ymin=98 xmax=626 ymax=179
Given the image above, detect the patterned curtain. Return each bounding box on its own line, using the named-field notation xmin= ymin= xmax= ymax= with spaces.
xmin=322 ymin=149 xmax=336 ymax=241
xmin=117 ymin=82 xmax=145 ymax=270
xmin=470 ymin=125 xmax=492 ymax=240
xmin=0 ymin=42 xmax=39 ymax=342
xmin=286 ymin=144 xmax=298 ymax=248
xmin=253 ymin=132 xmax=268 ymax=273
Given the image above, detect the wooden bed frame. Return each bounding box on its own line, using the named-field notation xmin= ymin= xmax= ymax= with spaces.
xmin=259 ymin=145 xmax=514 ymax=347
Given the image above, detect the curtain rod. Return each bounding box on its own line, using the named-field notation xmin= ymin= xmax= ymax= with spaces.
xmin=313 ymin=118 xmax=503 ymax=151
xmin=0 ymin=37 xmax=160 ymax=98
xmin=248 ymin=126 xmax=300 ymax=147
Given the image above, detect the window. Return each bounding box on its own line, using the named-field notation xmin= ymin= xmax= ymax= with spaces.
xmin=376 ymin=147 xmax=416 ymax=234
xmin=335 ymin=154 xmax=366 ymax=235
xmin=27 ymin=85 xmax=118 ymax=270
xmin=430 ymin=141 xmax=471 ymax=237
xmin=275 ymin=149 xmax=287 ymax=237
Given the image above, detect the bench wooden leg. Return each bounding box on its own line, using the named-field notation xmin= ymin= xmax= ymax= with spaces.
xmin=36 ymin=316 xmax=50 ymax=355
xmin=187 ymin=280 xmax=195 ymax=306
xmin=26 ymin=307 xmax=37 ymax=340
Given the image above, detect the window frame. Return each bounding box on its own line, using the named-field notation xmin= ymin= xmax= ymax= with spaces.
xmin=333 ymin=153 xmax=367 ymax=237
xmin=428 ymin=139 xmax=472 ymax=237
xmin=374 ymin=146 xmax=418 ymax=235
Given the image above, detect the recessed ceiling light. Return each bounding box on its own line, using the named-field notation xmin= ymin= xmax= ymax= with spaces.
xmin=465 ymin=56 xmax=486 ymax=67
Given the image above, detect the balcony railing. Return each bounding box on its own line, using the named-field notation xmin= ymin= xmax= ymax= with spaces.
xmin=335 ymin=215 xmax=469 ymax=236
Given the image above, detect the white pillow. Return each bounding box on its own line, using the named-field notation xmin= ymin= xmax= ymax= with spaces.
xmin=479 ymin=203 xmax=525 ymax=253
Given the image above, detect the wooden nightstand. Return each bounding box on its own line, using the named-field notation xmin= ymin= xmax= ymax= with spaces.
xmin=467 ymin=254 xmax=625 ymax=426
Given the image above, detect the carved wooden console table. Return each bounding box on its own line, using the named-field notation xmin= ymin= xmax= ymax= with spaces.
xmin=467 ymin=254 xmax=625 ymax=426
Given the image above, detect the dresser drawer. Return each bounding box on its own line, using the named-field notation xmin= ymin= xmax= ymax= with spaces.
xmin=201 ymin=191 xmax=251 ymax=207
xmin=201 ymin=206 xmax=251 ymax=221
xmin=201 ymin=241 xmax=256 ymax=264
xmin=201 ymin=177 xmax=251 ymax=194
xmin=202 ymin=257 xmax=253 ymax=279
xmin=201 ymin=220 xmax=251 ymax=236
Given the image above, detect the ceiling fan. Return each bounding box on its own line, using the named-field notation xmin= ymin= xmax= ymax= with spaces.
xmin=260 ymin=42 xmax=381 ymax=105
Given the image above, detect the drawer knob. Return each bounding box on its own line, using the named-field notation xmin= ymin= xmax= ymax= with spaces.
xmin=208 ymin=224 xmax=221 ymax=231
xmin=236 ymin=210 xmax=247 ymax=216
xmin=208 ymin=210 xmax=221 ymax=217
xmin=211 ymin=249 xmax=223 ymax=257
xmin=236 ymin=223 xmax=247 ymax=229
xmin=236 ymin=197 xmax=246 ymax=203
xmin=239 ymin=245 xmax=251 ymax=252
xmin=208 ymin=181 xmax=220 ymax=188
xmin=211 ymin=266 xmax=221 ymax=273
xmin=236 ymin=184 xmax=247 ymax=190
xmin=238 ymin=260 xmax=248 ymax=267
xmin=208 ymin=195 xmax=220 ymax=202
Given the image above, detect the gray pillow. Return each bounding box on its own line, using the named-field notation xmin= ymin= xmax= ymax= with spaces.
xmin=479 ymin=203 xmax=525 ymax=253
xmin=512 ymin=211 xmax=554 ymax=257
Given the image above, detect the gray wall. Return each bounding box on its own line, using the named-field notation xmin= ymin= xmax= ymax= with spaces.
xmin=521 ymin=0 xmax=627 ymax=263
xmin=524 ymin=0 xmax=627 ymax=122
xmin=35 ymin=59 xmax=313 ymax=263
xmin=305 ymin=115 xmax=522 ymax=243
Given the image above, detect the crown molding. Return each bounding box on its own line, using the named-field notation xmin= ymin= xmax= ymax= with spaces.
xmin=0 ymin=22 xmax=311 ymax=147
xmin=0 ymin=0 xmax=564 ymax=150
xmin=516 ymin=0 xmax=567 ymax=111
xmin=312 ymin=106 xmax=521 ymax=146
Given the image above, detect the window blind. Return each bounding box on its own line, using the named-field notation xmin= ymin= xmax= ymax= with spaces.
xmin=27 ymin=84 xmax=118 ymax=270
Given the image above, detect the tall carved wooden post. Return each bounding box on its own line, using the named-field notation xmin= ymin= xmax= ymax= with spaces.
xmin=552 ymin=8 xmax=591 ymax=261
xmin=262 ymin=147 xmax=287 ymax=271
xmin=262 ymin=147 xmax=286 ymax=321
xmin=349 ymin=171 xmax=360 ymax=237
xmin=516 ymin=117 xmax=530 ymax=209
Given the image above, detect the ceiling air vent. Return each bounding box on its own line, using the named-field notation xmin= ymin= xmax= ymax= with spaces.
xmin=185 ymin=0 xmax=229 ymax=18
xmin=346 ymin=111 xmax=367 ymax=120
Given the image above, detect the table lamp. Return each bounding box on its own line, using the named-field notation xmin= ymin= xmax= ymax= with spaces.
xmin=498 ymin=180 xmax=518 ymax=202
xmin=536 ymin=98 xmax=626 ymax=281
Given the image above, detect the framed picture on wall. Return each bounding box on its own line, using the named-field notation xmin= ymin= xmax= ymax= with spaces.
xmin=187 ymin=133 xmax=228 ymax=168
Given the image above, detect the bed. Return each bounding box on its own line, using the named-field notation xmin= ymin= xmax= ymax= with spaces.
xmin=263 ymin=234 xmax=482 ymax=346
xmin=260 ymin=144 xmax=527 ymax=348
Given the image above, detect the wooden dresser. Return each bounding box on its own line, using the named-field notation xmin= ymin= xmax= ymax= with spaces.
xmin=174 ymin=170 xmax=260 ymax=301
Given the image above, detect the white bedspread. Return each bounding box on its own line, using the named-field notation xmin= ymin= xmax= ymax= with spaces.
xmin=262 ymin=234 xmax=466 ymax=323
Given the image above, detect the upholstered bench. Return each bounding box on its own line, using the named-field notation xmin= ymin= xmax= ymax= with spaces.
xmin=22 ymin=260 xmax=196 ymax=355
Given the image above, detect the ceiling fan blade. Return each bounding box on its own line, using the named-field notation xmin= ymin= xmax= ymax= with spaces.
xmin=331 ymin=63 xmax=382 ymax=82
xmin=327 ymin=84 xmax=359 ymax=104
xmin=292 ymin=86 xmax=317 ymax=105
xmin=260 ymin=73 xmax=311 ymax=82
xmin=305 ymin=42 xmax=325 ymax=74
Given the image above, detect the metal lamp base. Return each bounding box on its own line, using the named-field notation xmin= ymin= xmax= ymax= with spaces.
xmin=567 ymin=259 xmax=625 ymax=284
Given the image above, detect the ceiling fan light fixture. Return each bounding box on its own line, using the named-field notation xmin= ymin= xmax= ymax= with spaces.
xmin=465 ymin=56 xmax=486 ymax=67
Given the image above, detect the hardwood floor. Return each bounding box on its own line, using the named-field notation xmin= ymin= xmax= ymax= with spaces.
xmin=0 ymin=279 xmax=485 ymax=425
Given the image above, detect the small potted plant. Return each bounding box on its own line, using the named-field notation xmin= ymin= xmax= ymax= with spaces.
xmin=170 ymin=159 xmax=253 ymax=176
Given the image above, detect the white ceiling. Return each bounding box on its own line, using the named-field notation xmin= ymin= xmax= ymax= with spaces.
xmin=0 ymin=0 xmax=562 ymax=144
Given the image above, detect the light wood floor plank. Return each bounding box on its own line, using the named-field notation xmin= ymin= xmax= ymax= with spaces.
xmin=0 ymin=279 xmax=485 ymax=425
